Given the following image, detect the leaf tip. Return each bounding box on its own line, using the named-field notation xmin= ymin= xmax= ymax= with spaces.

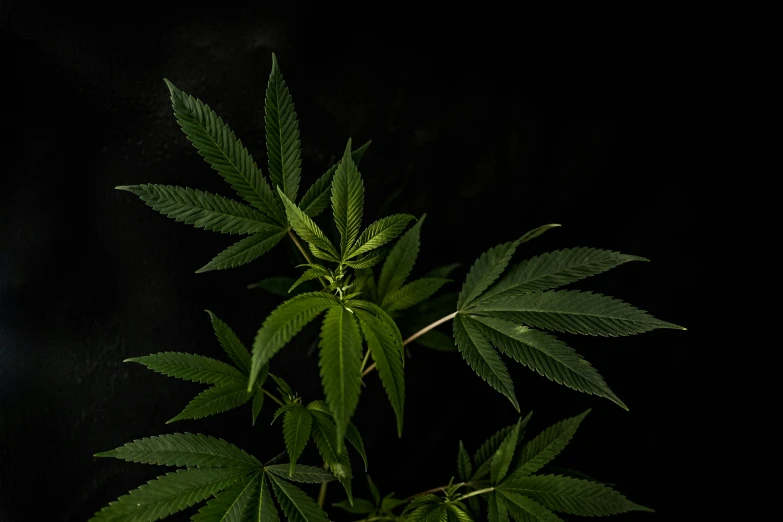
xmin=114 ymin=185 xmax=133 ymax=192
xmin=93 ymin=451 xmax=113 ymax=458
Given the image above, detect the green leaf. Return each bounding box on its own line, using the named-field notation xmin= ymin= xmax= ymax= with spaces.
xmin=425 ymin=262 xmax=460 ymax=279
xmin=458 ymin=239 xmax=520 ymax=310
xmin=256 ymin=474 xmax=281 ymax=522
xmin=479 ymin=248 xmax=648 ymax=303
xmin=342 ymin=246 xmax=390 ymax=269
xmin=265 ymin=464 xmax=336 ymax=484
xmin=167 ymin=383 xmax=252 ymax=423
xmin=367 ymin=474 xmax=381 ymax=505
xmin=269 ymin=373 xmax=294 ymax=399
xmin=377 ymin=214 xmax=425 ymax=302
xmin=331 ymin=139 xmax=364 ymax=257
xmin=265 ymin=54 xmax=301 ymax=202
xmin=267 ymin=468 xmax=331 ymax=522
xmin=249 ymin=292 xmax=338 ymax=389
xmin=346 ymin=422 xmax=369 ymax=472
xmin=206 ymin=310 xmax=252 ymax=374
xmin=277 ymin=188 xmax=339 ymax=259
xmin=192 ymin=473 xmax=259 ymax=522
xmin=499 ymin=474 xmax=653 ymax=516
xmin=333 ymin=498 xmax=375 ymax=514
xmin=471 ymin=290 xmax=684 ymax=336
xmin=507 ymin=410 xmax=590 ymax=481
xmin=473 ymin=412 xmax=533 ymax=480
xmin=116 ymin=184 xmax=277 ymax=234
xmin=94 ymin=432 xmax=260 ymax=469
xmin=347 ymin=300 xmax=404 ymax=359
xmin=447 ymin=504 xmax=474 ymax=522
xmin=491 ymin=420 xmax=522 ymax=485
xmin=282 ymin=404 xmax=312 ymax=476
xmin=382 ymin=277 xmax=451 ymax=313
xmin=289 ymin=266 xmax=329 ymax=293
xmin=471 ymin=315 xmax=626 ymax=409
xmin=381 ymin=494 xmax=406 ymax=512
xmin=89 ymin=468 xmax=248 ymax=522
xmin=487 ymin=493 xmax=510 ymax=522
xmin=248 ymin=276 xmax=314 ymax=296
xmin=453 ymin=315 xmax=518 ymax=411
xmin=518 ymin=224 xmax=561 ymax=245
xmin=496 ymin=491 xmax=562 ymax=522
xmin=163 ymin=80 xmax=284 ymax=225
xmin=299 ymin=141 xmax=371 ymax=218
xmin=125 ymin=352 xmax=246 ymax=385
xmin=196 ymin=228 xmax=287 ymax=273
xmin=415 ymin=330 xmax=457 ymax=352
xmin=251 ymin=388 xmax=264 ymax=426
xmin=356 ymin=309 xmax=405 ymax=437
xmin=319 ymin=305 xmax=364 ymax=442
xmin=349 ymin=214 xmax=416 ymax=259
xmin=457 ymin=441 xmax=473 ymax=481
xmin=308 ymin=409 xmax=352 ymax=481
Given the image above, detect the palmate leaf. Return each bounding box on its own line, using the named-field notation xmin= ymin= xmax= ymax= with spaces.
xmin=163 ymin=79 xmax=284 ymax=225
xmin=265 ymin=53 xmax=301 ymax=202
xmin=192 ymin=473 xmax=260 ymax=522
xmin=265 ymin=464 xmax=336 ymax=484
xmin=277 ymin=188 xmax=339 ymax=260
xmin=299 ymin=140 xmax=372 ymax=218
xmin=206 ymin=310 xmax=251 ymax=374
xmin=499 ymin=474 xmax=653 ymax=516
xmin=458 ymin=240 xmax=520 ymax=310
xmin=168 ymin=382 xmax=253 ymax=423
xmin=453 ymin=315 xmax=518 ymax=411
xmin=125 ymin=352 xmax=246 ymax=386
xmin=95 ymin=433 xmax=261 ymax=469
xmin=348 ymin=300 xmax=404 ymax=359
xmin=491 ymin=419 xmax=522 ymax=485
xmin=382 ymin=277 xmax=451 ymax=313
xmin=457 ymin=441 xmax=472 ymax=481
xmin=319 ymin=305 xmax=364 ymax=442
xmin=306 ymin=400 xmax=366 ymax=469
xmin=479 ymin=248 xmax=648 ymax=303
xmin=470 ymin=315 xmax=626 ymax=409
xmin=116 ymin=185 xmax=277 ymax=235
xmin=90 ymin=468 xmax=249 ymax=522
xmin=348 ymin=214 xmax=416 ymax=259
xmin=249 ymin=292 xmax=338 ymax=389
xmin=331 ymin=139 xmax=364 ymax=257
xmin=470 ymin=290 xmax=684 ymax=336
xmin=282 ymin=404 xmax=312 ymax=476
xmin=472 ymin=412 xmax=532 ymax=481
xmin=377 ymin=214 xmax=425 ymax=301
xmin=257 ymin=474 xmax=281 ymax=522
xmin=496 ymin=491 xmax=562 ymax=522
xmin=196 ymin=228 xmax=288 ymax=273
xmin=268 ymin=473 xmax=330 ymax=522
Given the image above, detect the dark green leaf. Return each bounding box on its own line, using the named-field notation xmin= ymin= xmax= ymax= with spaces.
xmin=333 ymin=498 xmax=375 ymax=514
xmin=265 ymin=464 xmax=336 ymax=484
xmin=268 ymin=472 xmax=330 ymax=522
xmin=331 ymin=139 xmax=364 ymax=257
xmin=496 ymin=491 xmax=562 ymax=522
xmin=167 ymin=382 xmax=253 ymax=423
xmin=349 ymin=214 xmax=416 ymax=259
xmin=192 ymin=473 xmax=259 ymax=522
xmin=491 ymin=420 xmax=522 ymax=485
xmin=206 ymin=310 xmax=252 ymax=374
xmin=382 ymin=277 xmax=450 ymax=313
xmin=196 ymin=228 xmax=287 ymax=273
xmin=457 ymin=239 xmax=520 ymax=310
xmin=277 ymin=188 xmax=339 ymax=260
xmin=457 ymin=441 xmax=472 ymax=481
xmin=265 ymin=54 xmax=301 ymax=202
xmin=282 ymin=404 xmax=312 ymax=475
xmin=125 ymin=352 xmax=245 ymax=386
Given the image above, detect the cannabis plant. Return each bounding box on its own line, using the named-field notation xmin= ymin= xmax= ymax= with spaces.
xmin=94 ymin=54 xmax=684 ymax=521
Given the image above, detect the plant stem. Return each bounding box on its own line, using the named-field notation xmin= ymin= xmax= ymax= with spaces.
xmin=405 ymin=482 xmax=468 ymax=500
xmin=287 ymin=228 xmax=328 ymax=288
xmin=262 ymin=388 xmax=285 ymax=407
xmin=455 ymin=487 xmax=495 ymax=501
xmin=360 ymin=349 xmax=372 ymax=373
xmin=362 ymin=311 xmax=459 ymax=376
xmin=317 ymin=462 xmax=329 ymax=507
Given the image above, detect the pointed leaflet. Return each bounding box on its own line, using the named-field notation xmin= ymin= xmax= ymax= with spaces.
xmin=367 ymin=475 xmax=381 ymax=505
xmin=249 ymin=292 xmax=338 ymax=389
xmin=496 ymin=491 xmax=562 ymax=522
xmin=458 ymin=239 xmax=520 ymax=310
xmin=90 ymin=468 xmax=248 ymax=522
xmin=277 ymin=188 xmax=339 ymax=259
xmin=473 ymin=412 xmax=533 ymax=480
xmin=343 ymin=246 xmax=390 ymax=269
xmin=491 ymin=420 xmax=522 ymax=485
xmin=299 ymin=140 xmax=372 ymax=218
xmin=164 ymin=79 xmax=284 ymax=225
xmin=382 ymin=277 xmax=451 ymax=313
xmin=268 ymin=469 xmax=331 ymax=522
xmin=192 ymin=473 xmax=259 ymax=522
xmin=453 ymin=315 xmax=518 ymax=411
xmin=257 ymin=474 xmax=281 ymax=522
xmin=479 ymin=248 xmax=648 ymax=303
xmin=471 ymin=315 xmax=626 ymax=409
xmin=319 ymin=305 xmax=364 ymax=442
xmin=457 ymin=441 xmax=473 ymax=481
xmin=346 ymin=421 xmax=369 ymax=471
xmin=289 ymin=266 xmax=329 ymax=293
xmin=347 ymin=300 xmax=404 ymax=359
xmin=197 ymin=228 xmax=287 ymax=273
xmin=265 ymin=54 xmax=301 ymax=202
xmin=265 ymin=464 xmax=336 ymax=483
xmin=251 ymin=388 xmax=264 ymax=426
xmin=125 ymin=352 xmax=246 ymax=385
xmin=507 ymin=410 xmax=590 ymax=481
xmin=308 ymin=408 xmax=352 ymax=481
xmin=116 ymin=184 xmax=277 ymax=235
xmin=168 ymin=382 xmax=253 ymax=423
xmin=499 ymin=474 xmax=652 ymax=516
xmin=348 ymin=214 xmax=416 ymax=259
xmin=95 ymin=433 xmax=261 ymax=468
xmin=269 ymin=373 xmax=294 ymax=399
xmin=282 ymin=404 xmax=312 ymax=476
xmin=471 ymin=290 xmax=684 ymax=336
xmin=206 ymin=310 xmax=251 ymax=373
xmin=487 ymin=492 xmax=510 ymax=522
xmin=331 ymin=139 xmax=364 ymax=257
xmin=356 ymin=309 xmax=405 ymax=436
xmin=377 ymin=214 xmax=425 ymax=301
xmin=447 ymin=504 xmax=474 ymax=522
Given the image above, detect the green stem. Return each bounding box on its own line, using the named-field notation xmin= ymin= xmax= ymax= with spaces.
xmin=317 ymin=463 xmax=328 ymax=507
xmin=262 ymin=388 xmax=285 ymax=407
xmin=455 ymin=487 xmax=495 ymax=501
xmin=406 ymin=482 xmax=468 ymax=501
xmin=287 ymin=228 xmax=328 ymax=288
xmin=360 ymin=349 xmax=372 ymax=373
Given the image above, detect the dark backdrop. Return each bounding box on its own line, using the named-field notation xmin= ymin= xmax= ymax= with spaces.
xmin=1 ymin=4 xmax=700 ymax=521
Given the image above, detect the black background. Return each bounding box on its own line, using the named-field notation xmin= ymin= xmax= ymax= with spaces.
xmin=1 ymin=4 xmax=702 ymax=521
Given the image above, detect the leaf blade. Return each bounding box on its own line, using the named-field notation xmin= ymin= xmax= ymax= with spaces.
xmin=331 ymin=139 xmax=364 ymax=257
xmin=265 ymin=54 xmax=301 ymax=202
xmin=206 ymin=310 xmax=251 ymax=374
xmin=125 ymin=352 xmax=246 ymax=386
xmin=196 ymin=229 xmax=287 ymax=273
xmin=282 ymin=404 xmax=313 ymax=476
xmin=268 ymin=467 xmax=331 ymax=522
xmin=349 ymin=214 xmax=416 ymax=259
xmin=277 ymin=188 xmax=339 ymax=259
xmin=382 ymin=277 xmax=451 ymax=313
xmin=458 ymin=240 xmax=520 ymax=310
xmin=299 ymin=141 xmax=371 ymax=218
xmin=167 ymin=383 xmax=253 ymax=423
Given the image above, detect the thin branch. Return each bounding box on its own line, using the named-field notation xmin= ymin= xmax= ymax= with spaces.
xmin=317 ymin=461 xmax=329 ymax=507
xmin=455 ymin=487 xmax=495 ymax=501
xmin=287 ymin=228 xmax=328 ymax=288
xmin=263 ymin=388 xmax=285 ymax=407
xmin=405 ymin=482 xmax=467 ymax=501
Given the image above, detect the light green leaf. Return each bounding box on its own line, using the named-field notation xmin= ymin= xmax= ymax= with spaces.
xmin=277 ymin=188 xmax=339 ymax=259
xmin=479 ymin=248 xmax=648 ymax=303
xmin=319 ymin=305 xmax=364 ymax=442
xmin=265 ymin=464 xmax=336 ymax=484
xmin=206 ymin=310 xmax=251 ymax=374
xmin=265 ymin=54 xmax=301 ymax=202
xmin=447 ymin=504 xmax=474 ymax=522
xmin=89 ymin=468 xmax=248 ymax=522
xmin=342 ymin=246 xmax=390 ymax=269
xmin=470 ymin=290 xmax=684 ymax=336
xmin=251 ymin=387 xmax=264 ymax=426
xmin=192 ymin=473 xmax=259 ymax=522
xmin=249 ymin=292 xmax=338 ymax=389
xmin=473 ymin=412 xmax=532 ymax=481
xmin=125 ymin=352 xmax=245 ymax=385
xmin=499 ymin=474 xmax=653 ymax=516
xmin=377 ymin=214 xmax=425 ymax=302
xmin=349 ymin=214 xmax=416 ymax=259
xmin=196 ymin=228 xmax=287 ymax=273
xmin=163 ymin=80 xmax=284 ymax=225
xmin=269 ymin=373 xmax=294 ymax=398
xmin=308 ymin=409 xmax=352 ymax=481
xmin=282 ymin=404 xmax=312 ymax=476
xmin=458 ymin=239 xmax=520 ymax=310
xmin=346 ymin=422 xmax=369 ymax=472
xmin=333 ymin=498 xmax=375 ymax=514
xmin=167 ymin=383 xmax=252 ymax=423
xmin=94 ymin=432 xmax=260 ymax=469
xmin=289 ymin=266 xmax=329 ymax=293
xmin=299 ymin=140 xmax=371 ymax=218
xmin=491 ymin=420 xmax=522 ymax=485
xmin=116 ymin=185 xmax=277 ymax=234
xmin=496 ymin=491 xmax=562 ymax=522
xmin=487 ymin=492 xmax=510 ymax=522
xmin=507 ymin=410 xmax=590 ymax=481
xmin=331 ymin=139 xmax=364 ymax=257
xmin=457 ymin=441 xmax=472 ymax=481
xmin=471 ymin=315 xmax=626 ymax=409
xmin=268 ymin=466 xmax=331 ymax=522
xmin=453 ymin=315 xmax=518 ymax=411
xmin=382 ymin=277 xmax=450 ymax=313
